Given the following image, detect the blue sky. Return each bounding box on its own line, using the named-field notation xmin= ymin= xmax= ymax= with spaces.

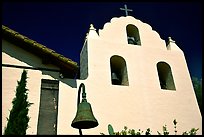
xmin=2 ymin=2 xmax=202 ymax=79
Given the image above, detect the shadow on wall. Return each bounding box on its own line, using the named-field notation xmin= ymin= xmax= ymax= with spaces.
xmin=3 ymin=40 xmax=77 ymax=88
xmin=42 ymin=70 xmax=77 ymax=88
xmin=2 ymin=40 xmax=59 ymax=69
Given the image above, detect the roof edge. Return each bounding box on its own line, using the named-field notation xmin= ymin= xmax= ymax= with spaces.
xmin=2 ymin=25 xmax=79 ymax=77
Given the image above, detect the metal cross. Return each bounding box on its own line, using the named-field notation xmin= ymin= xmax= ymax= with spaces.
xmin=120 ymin=4 xmax=133 ymax=16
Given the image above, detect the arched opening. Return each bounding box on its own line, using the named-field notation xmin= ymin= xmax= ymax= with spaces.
xmin=110 ymin=55 xmax=129 ymax=86
xmin=157 ymin=62 xmax=176 ymax=90
xmin=126 ymin=24 xmax=141 ymax=45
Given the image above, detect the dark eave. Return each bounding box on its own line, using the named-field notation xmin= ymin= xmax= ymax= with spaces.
xmin=2 ymin=25 xmax=79 ymax=78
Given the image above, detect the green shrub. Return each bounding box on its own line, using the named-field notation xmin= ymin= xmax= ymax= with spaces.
xmin=4 ymin=70 xmax=33 ymax=135
xmin=101 ymin=119 xmax=199 ymax=135
xmin=192 ymin=77 xmax=202 ymax=115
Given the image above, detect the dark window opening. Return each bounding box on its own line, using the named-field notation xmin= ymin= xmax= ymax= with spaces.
xmin=110 ymin=55 xmax=129 ymax=86
xmin=157 ymin=62 xmax=176 ymax=90
xmin=126 ymin=24 xmax=141 ymax=45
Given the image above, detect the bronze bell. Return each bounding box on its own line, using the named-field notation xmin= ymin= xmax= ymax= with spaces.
xmin=111 ymin=72 xmax=121 ymax=85
xmin=127 ymin=36 xmax=136 ymax=45
xmin=71 ymin=99 xmax=98 ymax=129
xmin=71 ymin=83 xmax=98 ymax=130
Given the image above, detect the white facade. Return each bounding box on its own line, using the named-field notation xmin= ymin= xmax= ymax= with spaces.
xmin=2 ymin=16 xmax=202 ymax=135
xmin=77 ymin=16 xmax=202 ymax=135
xmin=2 ymin=39 xmax=59 ymax=134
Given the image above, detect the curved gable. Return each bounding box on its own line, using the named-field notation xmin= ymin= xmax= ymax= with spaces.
xmin=98 ymin=16 xmax=166 ymax=50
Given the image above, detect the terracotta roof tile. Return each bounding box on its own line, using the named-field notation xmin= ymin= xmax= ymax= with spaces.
xmin=2 ymin=25 xmax=79 ymax=78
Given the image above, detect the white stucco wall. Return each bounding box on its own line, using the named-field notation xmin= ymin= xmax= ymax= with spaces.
xmin=2 ymin=40 xmax=61 ymax=135
xmin=73 ymin=16 xmax=202 ymax=135
xmin=2 ymin=53 xmax=43 ymax=135
xmin=2 ymin=67 xmax=42 ymax=134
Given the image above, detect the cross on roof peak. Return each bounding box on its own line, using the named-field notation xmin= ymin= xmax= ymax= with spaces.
xmin=120 ymin=4 xmax=133 ymax=16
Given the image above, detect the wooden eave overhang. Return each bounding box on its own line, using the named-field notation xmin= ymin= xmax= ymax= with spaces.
xmin=2 ymin=25 xmax=79 ymax=78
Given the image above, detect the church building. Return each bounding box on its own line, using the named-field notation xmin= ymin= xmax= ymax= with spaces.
xmin=2 ymin=6 xmax=202 ymax=135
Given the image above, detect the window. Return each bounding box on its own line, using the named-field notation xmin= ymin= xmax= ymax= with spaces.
xmin=126 ymin=24 xmax=141 ymax=45
xmin=157 ymin=62 xmax=176 ymax=90
xmin=110 ymin=55 xmax=129 ymax=86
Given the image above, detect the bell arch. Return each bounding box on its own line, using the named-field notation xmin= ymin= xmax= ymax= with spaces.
xmin=110 ymin=55 xmax=129 ymax=86
xmin=157 ymin=61 xmax=176 ymax=90
xmin=126 ymin=24 xmax=141 ymax=45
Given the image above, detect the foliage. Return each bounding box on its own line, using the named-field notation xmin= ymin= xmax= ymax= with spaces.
xmin=192 ymin=77 xmax=202 ymax=115
xmin=182 ymin=128 xmax=199 ymax=135
xmin=108 ymin=124 xmax=115 ymax=135
xmin=4 ymin=70 xmax=33 ymax=135
xmin=100 ymin=119 xmax=199 ymax=135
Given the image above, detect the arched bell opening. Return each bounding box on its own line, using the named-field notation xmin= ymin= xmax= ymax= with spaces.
xmin=126 ymin=24 xmax=141 ymax=45
xmin=110 ymin=55 xmax=129 ymax=86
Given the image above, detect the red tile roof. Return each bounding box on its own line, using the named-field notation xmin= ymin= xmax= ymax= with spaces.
xmin=2 ymin=25 xmax=79 ymax=78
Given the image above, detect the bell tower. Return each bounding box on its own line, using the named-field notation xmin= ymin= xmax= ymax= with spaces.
xmin=79 ymin=14 xmax=202 ymax=134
